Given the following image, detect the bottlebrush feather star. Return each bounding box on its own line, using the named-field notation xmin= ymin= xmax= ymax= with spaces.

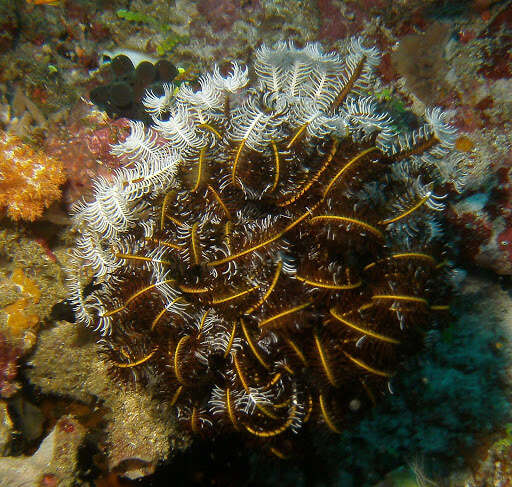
xmin=68 ymin=38 xmax=461 ymax=456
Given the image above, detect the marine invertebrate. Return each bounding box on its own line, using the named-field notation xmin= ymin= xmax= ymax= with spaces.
xmin=0 ymin=131 xmax=66 ymax=221
xmin=2 ymin=268 xmax=40 ymax=342
xmin=90 ymin=53 xmax=179 ymax=124
xmin=0 ymin=268 xmax=43 ymax=398
xmin=68 ymin=38 xmax=460 ymax=455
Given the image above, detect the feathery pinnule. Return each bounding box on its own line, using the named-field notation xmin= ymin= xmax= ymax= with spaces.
xmin=67 ymin=39 xmax=460 ymax=452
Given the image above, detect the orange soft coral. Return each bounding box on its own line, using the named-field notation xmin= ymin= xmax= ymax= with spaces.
xmin=0 ymin=131 xmax=66 ymax=221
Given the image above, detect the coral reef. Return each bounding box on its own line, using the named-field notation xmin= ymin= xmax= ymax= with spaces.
xmin=0 ymin=226 xmax=68 ymax=321
xmin=325 ymin=275 xmax=511 ymax=484
xmin=68 ymin=38 xmax=462 ymax=456
xmin=384 ymin=2 xmax=512 ymax=275
xmin=27 ymin=320 xmax=190 ymax=479
xmin=0 ymin=0 xmax=509 ymax=484
xmin=0 ymin=226 xmax=68 ymax=398
xmin=43 ymin=105 xmax=132 ymax=206
xmin=0 ymin=131 xmax=66 ymax=221
xmin=0 ymin=415 xmax=85 ymax=487
xmin=210 ymin=274 xmax=508 ymax=486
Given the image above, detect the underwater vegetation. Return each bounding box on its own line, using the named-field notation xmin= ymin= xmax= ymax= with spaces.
xmin=115 ymin=7 xmax=190 ymax=56
xmin=68 ymin=38 xmax=466 ymax=457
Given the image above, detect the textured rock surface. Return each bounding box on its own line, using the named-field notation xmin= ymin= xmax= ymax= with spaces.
xmin=0 ymin=415 xmax=85 ymax=487
xmin=27 ymin=321 xmax=191 ymax=479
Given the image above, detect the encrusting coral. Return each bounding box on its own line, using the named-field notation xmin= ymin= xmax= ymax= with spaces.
xmin=0 ymin=131 xmax=66 ymax=221
xmin=68 ymin=38 xmax=463 ymax=456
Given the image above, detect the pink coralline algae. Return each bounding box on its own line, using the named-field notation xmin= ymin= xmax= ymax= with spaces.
xmin=43 ymin=106 xmax=130 ymax=206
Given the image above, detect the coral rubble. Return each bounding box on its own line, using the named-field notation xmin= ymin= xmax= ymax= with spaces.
xmin=68 ymin=38 xmax=462 ymax=456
